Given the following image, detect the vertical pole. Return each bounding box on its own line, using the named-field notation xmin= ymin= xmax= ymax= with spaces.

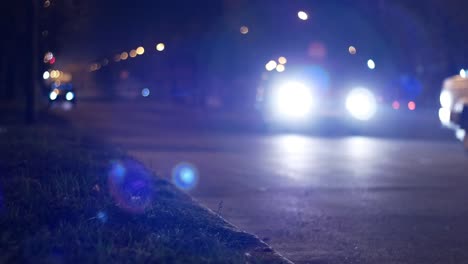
xmin=25 ymin=0 xmax=38 ymax=124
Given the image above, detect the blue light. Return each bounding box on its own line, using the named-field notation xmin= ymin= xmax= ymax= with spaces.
xmin=65 ymin=92 xmax=74 ymax=101
xmin=96 ymin=211 xmax=108 ymax=223
xmin=141 ymin=88 xmax=150 ymax=97
xmin=172 ymin=163 xmax=198 ymax=191
xmin=108 ymin=159 xmax=154 ymax=214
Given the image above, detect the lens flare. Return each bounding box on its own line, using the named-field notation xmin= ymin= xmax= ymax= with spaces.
xmin=96 ymin=211 xmax=108 ymax=223
xmin=141 ymin=88 xmax=150 ymax=97
xmin=172 ymin=163 xmax=199 ymax=191
xmin=273 ymin=82 xmax=313 ymax=119
xmin=108 ymin=159 xmax=154 ymax=213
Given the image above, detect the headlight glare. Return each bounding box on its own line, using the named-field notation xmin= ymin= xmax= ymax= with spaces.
xmin=272 ymin=82 xmax=313 ymax=119
xmin=346 ymin=88 xmax=377 ymax=121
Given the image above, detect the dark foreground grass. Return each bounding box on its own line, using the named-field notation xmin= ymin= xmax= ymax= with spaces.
xmin=0 ymin=126 xmax=289 ymax=263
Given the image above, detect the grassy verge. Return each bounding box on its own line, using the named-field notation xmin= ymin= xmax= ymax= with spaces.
xmin=0 ymin=125 xmax=289 ymax=263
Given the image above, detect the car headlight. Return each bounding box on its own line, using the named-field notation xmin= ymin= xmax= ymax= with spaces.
xmin=49 ymin=91 xmax=58 ymax=101
xmin=438 ymin=107 xmax=451 ymax=126
xmin=440 ymin=90 xmax=452 ymax=109
xmin=272 ymin=82 xmax=314 ymax=119
xmin=346 ymin=88 xmax=377 ymax=121
xmin=65 ymin=91 xmax=74 ymax=101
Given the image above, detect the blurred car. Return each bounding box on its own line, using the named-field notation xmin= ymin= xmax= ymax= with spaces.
xmin=439 ymin=74 xmax=468 ymax=150
xmin=256 ymin=63 xmax=382 ymax=131
xmin=48 ymin=83 xmax=76 ymax=106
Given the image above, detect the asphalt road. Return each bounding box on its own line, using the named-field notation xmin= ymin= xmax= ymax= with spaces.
xmin=58 ymin=101 xmax=468 ymax=264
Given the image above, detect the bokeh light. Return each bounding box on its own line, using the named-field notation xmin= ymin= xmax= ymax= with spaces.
xmin=43 ymin=52 xmax=54 ymax=63
xmin=102 ymin=58 xmax=109 ymax=66
xmin=120 ymin=52 xmax=129 ymax=60
xmin=96 ymin=211 xmax=108 ymax=223
xmin=49 ymin=91 xmax=58 ymax=101
xmin=240 ymin=26 xmax=249 ymax=34
xmin=298 ymin=11 xmax=308 ymax=20
xmin=108 ymin=159 xmax=154 ymax=214
xmin=346 ymin=88 xmax=377 ymax=121
xmin=129 ymin=50 xmax=137 ymax=58
xmin=456 ymin=129 xmax=466 ymax=141
xmin=114 ymin=54 xmax=121 ymax=62
xmin=156 ymin=43 xmax=165 ymax=51
xmin=460 ymin=69 xmax=466 ymax=78
xmin=276 ymin=64 xmax=285 ymax=72
xmin=265 ymin=60 xmax=277 ymax=71
xmin=273 ymin=82 xmax=313 ymax=119
xmin=65 ymin=91 xmax=74 ymax=101
xmin=141 ymin=88 xmax=150 ymax=97
xmin=136 ymin=46 xmax=145 ymax=55
xmin=367 ymin=59 xmax=376 ymax=70
xmin=348 ymin=46 xmax=357 ymax=55
xmin=44 ymin=0 xmax=50 ymax=8
xmin=43 ymin=71 xmax=50 ymax=80
xmin=439 ymin=107 xmax=451 ymax=126
xmin=278 ymin=56 xmax=287 ymax=64
xmin=408 ymin=101 xmax=416 ymax=111
xmin=308 ymin=42 xmax=327 ymax=59
xmin=172 ymin=163 xmax=199 ymax=191
xmin=440 ymin=90 xmax=452 ymax=109
xmin=392 ymin=101 xmax=400 ymax=110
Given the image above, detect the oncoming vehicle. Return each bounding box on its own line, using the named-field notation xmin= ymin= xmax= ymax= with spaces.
xmin=48 ymin=83 xmax=76 ymax=107
xmin=256 ymin=62 xmax=382 ymax=132
xmin=439 ymin=73 xmax=468 ymax=150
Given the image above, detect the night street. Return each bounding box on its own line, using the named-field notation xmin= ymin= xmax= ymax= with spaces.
xmin=58 ymin=100 xmax=468 ymax=263
xmin=4 ymin=1 xmax=468 ymax=262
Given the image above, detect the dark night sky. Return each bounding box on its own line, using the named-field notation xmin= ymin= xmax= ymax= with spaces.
xmin=55 ymin=0 xmax=468 ymax=85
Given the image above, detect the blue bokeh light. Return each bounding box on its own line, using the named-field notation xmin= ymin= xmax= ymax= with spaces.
xmin=108 ymin=159 xmax=154 ymax=213
xmin=96 ymin=211 xmax=108 ymax=223
xmin=141 ymin=88 xmax=150 ymax=97
xmin=172 ymin=163 xmax=199 ymax=191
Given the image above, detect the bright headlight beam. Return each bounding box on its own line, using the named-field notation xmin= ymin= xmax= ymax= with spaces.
xmin=273 ymin=82 xmax=313 ymax=119
xmin=346 ymin=88 xmax=377 ymax=121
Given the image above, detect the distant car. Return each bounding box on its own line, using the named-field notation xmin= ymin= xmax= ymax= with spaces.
xmin=439 ymin=74 xmax=468 ymax=150
xmin=257 ymin=64 xmax=382 ymax=131
xmin=48 ymin=83 xmax=76 ymax=106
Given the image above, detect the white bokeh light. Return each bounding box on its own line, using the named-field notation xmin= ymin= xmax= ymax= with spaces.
xmin=346 ymin=88 xmax=377 ymax=121
xmin=273 ymin=82 xmax=314 ymax=119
